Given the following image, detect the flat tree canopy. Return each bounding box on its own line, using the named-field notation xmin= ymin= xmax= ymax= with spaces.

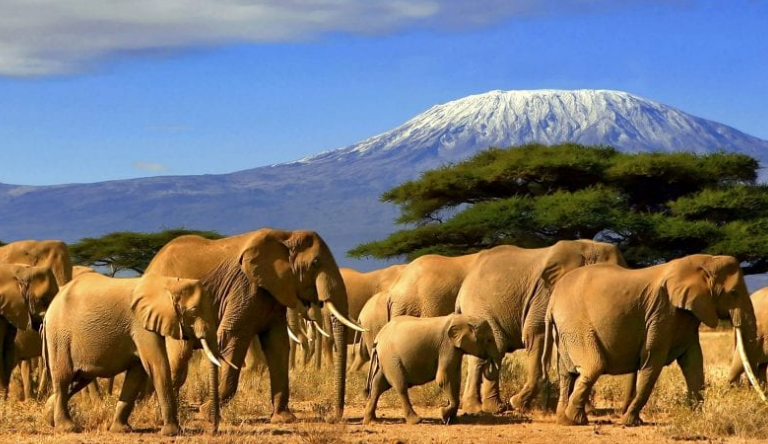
xmin=349 ymin=144 xmax=768 ymax=273
xmin=70 ymin=228 xmax=223 ymax=276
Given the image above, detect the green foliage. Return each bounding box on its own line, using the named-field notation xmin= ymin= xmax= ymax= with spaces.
xmin=351 ymin=144 xmax=768 ymax=271
xmin=70 ymin=228 xmax=223 ymax=276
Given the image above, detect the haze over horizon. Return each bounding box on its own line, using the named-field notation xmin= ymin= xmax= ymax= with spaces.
xmin=0 ymin=1 xmax=766 ymax=186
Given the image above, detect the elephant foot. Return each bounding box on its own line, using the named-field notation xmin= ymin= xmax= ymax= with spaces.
xmin=440 ymin=407 xmax=458 ymax=425
xmin=160 ymin=423 xmax=181 ymax=436
xmin=564 ymin=406 xmax=589 ymax=426
xmin=44 ymin=397 xmax=55 ymax=427
xmin=510 ymin=393 xmax=532 ymax=411
xmin=585 ymin=400 xmax=597 ymax=415
xmin=461 ymin=396 xmax=484 ymax=414
xmin=405 ymin=414 xmax=422 ymax=425
xmin=619 ymin=412 xmax=644 ymax=427
xmin=270 ymin=410 xmax=297 ymax=424
xmin=362 ymin=413 xmax=378 ymax=425
xmin=483 ymin=396 xmax=508 ymax=414
xmin=55 ymin=419 xmax=78 ymax=433
xmin=109 ymin=422 xmax=132 ymax=433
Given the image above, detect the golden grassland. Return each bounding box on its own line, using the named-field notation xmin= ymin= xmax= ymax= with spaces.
xmin=1 ymin=331 xmax=767 ymax=443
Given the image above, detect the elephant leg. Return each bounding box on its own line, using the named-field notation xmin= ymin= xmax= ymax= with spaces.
xmin=20 ymin=359 xmax=32 ymax=401
xmin=350 ymin=339 xmax=369 ymax=372
xmin=52 ymin=379 xmax=77 ymax=432
xmin=619 ymin=373 xmax=637 ymax=415
xmin=480 ymin=372 xmax=505 ymax=413
xmin=314 ymin=328 xmax=323 ymax=370
xmin=362 ymin=368 xmax=390 ymax=424
xmin=0 ymin=324 xmax=16 ymax=399
xmin=37 ymin=358 xmax=50 ymax=400
xmin=394 ymin=381 xmax=420 ymax=425
xmin=107 ymin=376 xmax=115 ymax=395
xmin=759 ymin=364 xmax=768 ymax=386
xmin=620 ymin=364 xmax=663 ymax=427
xmin=110 ymin=363 xmax=148 ymax=433
xmin=677 ymin=343 xmax=705 ymax=406
xmin=556 ymin=371 xmax=577 ymax=424
xmin=461 ymin=355 xmax=484 ymax=413
xmin=288 ymin=340 xmax=297 ymax=370
xmin=138 ymin=338 xmax=180 ymax=436
xmin=260 ymin=326 xmax=297 ymax=424
xmin=512 ymin=334 xmax=545 ymax=411
xmin=440 ymin=367 xmax=461 ymax=424
xmin=563 ymin=368 xmax=601 ymax=426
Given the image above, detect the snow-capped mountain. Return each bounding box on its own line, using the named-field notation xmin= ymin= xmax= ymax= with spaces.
xmin=2 ymin=89 xmax=767 ymax=271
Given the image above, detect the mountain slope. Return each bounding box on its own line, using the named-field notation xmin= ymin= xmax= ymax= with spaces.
xmin=2 ymin=89 xmax=767 ymax=270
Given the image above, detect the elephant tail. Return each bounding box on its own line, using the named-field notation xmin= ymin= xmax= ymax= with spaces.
xmin=364 ymin=347 xmax=379 ymax=398
xmin=541 ymin=308 xmax=555 ymax=384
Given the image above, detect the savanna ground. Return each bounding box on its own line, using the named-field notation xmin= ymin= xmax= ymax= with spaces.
xmin=2 ymin=331 xmax=768 ymax=443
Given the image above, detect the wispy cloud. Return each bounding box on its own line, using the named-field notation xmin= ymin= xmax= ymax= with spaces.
xmin=132 ymin=161 xmax=169 ymax=172
xmin=0 ymin=0 xmax=684 ymax=77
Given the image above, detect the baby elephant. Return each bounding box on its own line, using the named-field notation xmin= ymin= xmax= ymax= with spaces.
xmin=43 ymin=273 xmax=225 ymax=435
xmin=364 ymin=314 xmax=501 ymax=425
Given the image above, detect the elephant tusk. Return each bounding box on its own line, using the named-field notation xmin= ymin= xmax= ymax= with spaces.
xmin=201 ymin=339 xmax=222 ymax=368
xmin=326 ymin=301 xmax=368 ymax=333
xmin=219 ymin=354 xmax=239 ymax=371
xmin=736 ymin=327 xmax=768 ymax=403
xmin=287 ymin=326 xmax=302 ymax=344
xmin=312 ymin=321 xmax=332 ymax=338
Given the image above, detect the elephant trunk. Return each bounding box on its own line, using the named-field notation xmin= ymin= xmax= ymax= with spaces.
xmin=731 ymin=290 xmax=768 ymax=402
xmin=194 ymin=320 xmax=223 ymax=430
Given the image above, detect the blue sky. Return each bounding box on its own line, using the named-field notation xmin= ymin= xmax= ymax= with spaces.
xmin=0 ymin=0 xmax=766 ymax=186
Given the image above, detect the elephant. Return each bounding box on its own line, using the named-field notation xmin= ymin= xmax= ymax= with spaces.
xmin=363 ymin=314 xmax=501 ymax=425
xmin=0 ymin=239 xmax=74 ymax=400
xmin=43 ymin=273 xmax=224 ymax=435
xmin=728 ymin=286 xmax=768 ymax=385
xmin=0 ymin=240 xmax=73 ymax=286
xmin=544 ymin=254 xmax=765 ymax=427
xmin=0 ymin=264 xmax=58 ymax=399
xmin=312 ymin=265 xmax=406 ymax=370
xmin=72 ymin=265 xmax=96 ymax=278
xmin=143 ymin=228 xmax=364 ymax=422
xmin=350 ymin=290 xmax=389 ymax=371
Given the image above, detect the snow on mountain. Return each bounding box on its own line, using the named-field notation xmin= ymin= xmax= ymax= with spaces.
xmin=2 ymin=89 xmax=767 ymax=270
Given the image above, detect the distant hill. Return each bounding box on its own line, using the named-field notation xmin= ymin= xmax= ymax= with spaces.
xmin=2 ymin=89 xmax=768 ymax=271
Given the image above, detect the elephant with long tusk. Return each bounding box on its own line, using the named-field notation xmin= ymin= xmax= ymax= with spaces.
xmin=543 ymin=254 xmax=767 ymax=426
xmin=144 ymin=228 xmax=363 ymax=422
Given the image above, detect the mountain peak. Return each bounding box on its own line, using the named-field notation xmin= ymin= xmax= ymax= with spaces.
xmin=292 ymin=88 xmax=768 ymax=167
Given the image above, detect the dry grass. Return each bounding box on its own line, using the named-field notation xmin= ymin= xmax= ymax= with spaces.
xmin=1 ymin=331 xmax=767 ymax=443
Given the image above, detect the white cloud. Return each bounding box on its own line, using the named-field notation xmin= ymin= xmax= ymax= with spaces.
xmin=0 ymin=0 xmax=681 ymax=77
xmin=133 ymin=161 xmax=169 ymax=172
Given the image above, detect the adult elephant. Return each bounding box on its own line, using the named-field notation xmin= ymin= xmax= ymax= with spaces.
xmin=0 ymin=240 xmax=73 ymax=286
xmin=728 ymin=286 xmax=768 ymax=385
xmin=144 ymin=228 xmax=363 ymax=422
xmin=0 ymin=239 xmax=73 ymax=399
xmin=316 ymin=265 xmax=406 ymax=368
xmin=456 ymin=240 xmax=626 ymax=413
xmin=0 ymin=264 xmax=59 ymax=399
xmin=546 ymin=255 xmax=764 ymax=426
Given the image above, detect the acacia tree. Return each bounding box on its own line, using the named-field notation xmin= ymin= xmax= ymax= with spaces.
xmin=349 ymin=144 xmax=768 ymax=273
xmin=70 ymin=228 xmax=223 ymax=276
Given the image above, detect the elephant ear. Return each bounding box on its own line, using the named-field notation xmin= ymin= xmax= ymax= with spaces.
xmin=239 ymin=232 xmax=300 ymax=309
xmin=0 ymin=268 xmax=32 ymax=330
xmin=131 ymin=277 xmax=184 ymax=339
xmin=540 ymin=241 xmax=587 ymax=287
xmin=665 ymin=257 xmax=719 ymax=328
xmin=447 ymin=315 xmax=479 ymax=355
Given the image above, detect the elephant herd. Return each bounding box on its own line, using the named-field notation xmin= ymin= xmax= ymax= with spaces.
xmin=0 ymin=233 xmax=765 ymax=435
